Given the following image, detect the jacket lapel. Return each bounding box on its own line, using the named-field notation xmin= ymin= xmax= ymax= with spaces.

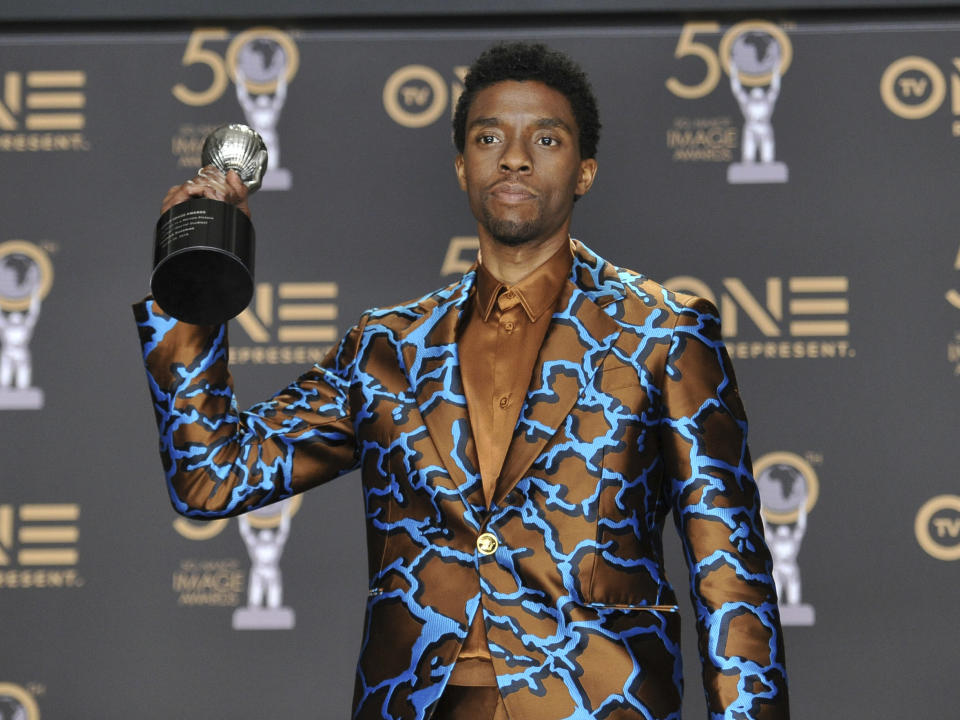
xmin=397 ymin=273 xmax=487 ymax=519
xmin=493 ymin=242 xmax=625 ymax=506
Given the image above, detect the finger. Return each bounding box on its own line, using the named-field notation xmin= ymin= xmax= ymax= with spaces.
xmin=224 ymin=170 xmax=248 ymax=196
xmin=197 ymin=185 xmax=227 ymax=202
xmin=196 ymin=164 xmax=225 ymax=181
xmin=161 ymin=185 xmax=193 ymax=213
xmin=223 ymin=171 xmax=251 ymax=207
xmin=188 ymin=174 xmax=232 ymax=199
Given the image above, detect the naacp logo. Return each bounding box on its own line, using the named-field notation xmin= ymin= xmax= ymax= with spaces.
xmin=915 ymin=495 xmax=960 ymax=561
xmin=0 ymin=241 xmax=52 ymax=410
xmin=755 ymin=452 xmax=819 ymax=626
xmin=231 ymin=29 xmax=296 ymax=191
xmin=726 ymin=28 xmax=788 ymax=183
xmin=665 ymin=20 xmax=792 ymax=184
xmin=171 ymin=494 xmax=302 ymax=629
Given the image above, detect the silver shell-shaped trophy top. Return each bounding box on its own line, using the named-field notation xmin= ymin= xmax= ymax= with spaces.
xmin=200 ymin=123 xmax=269 ymax=193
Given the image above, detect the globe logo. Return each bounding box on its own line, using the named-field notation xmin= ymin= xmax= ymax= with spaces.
xmin=757 ymin=463 xmax=806 ymax=514
xmin=227 ymin=28 xmax=299 ymax=95
xmin=719 ymin=20 xmax=793 ymax=87
xmin=0 ymin=255 xmax=40 ymax=303
xmin=730 ymin=31 xmax=782 ymax=81
xmin=0 ymin=241 xmax=52 ymax=313
xmin=753 ymin=452 xmax=819 ymax=524
xmin=236 ymin=38 xmax=287 ymax=87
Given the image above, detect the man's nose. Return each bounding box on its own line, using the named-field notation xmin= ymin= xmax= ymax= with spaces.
xmin=499 ymin=137 xmax=532 ymax=173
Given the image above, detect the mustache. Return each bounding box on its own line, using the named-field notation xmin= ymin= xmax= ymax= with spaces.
xmin=487 ymin=179 xmax=537 ymax=196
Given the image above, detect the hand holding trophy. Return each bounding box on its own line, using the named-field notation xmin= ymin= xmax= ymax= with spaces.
xmin=151 ymin=123 xmax=267 ymax=325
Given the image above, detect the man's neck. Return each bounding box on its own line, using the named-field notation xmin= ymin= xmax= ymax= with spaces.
xmin=477 ymin=234 xmax=570 ymax=286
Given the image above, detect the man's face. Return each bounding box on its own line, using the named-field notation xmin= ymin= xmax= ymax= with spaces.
xmin=455 ymin=80 xmax=597 ymax=248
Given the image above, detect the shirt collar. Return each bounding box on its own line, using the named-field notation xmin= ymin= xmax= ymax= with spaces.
xmin=474 ymin=240 xmax=573 ymax=323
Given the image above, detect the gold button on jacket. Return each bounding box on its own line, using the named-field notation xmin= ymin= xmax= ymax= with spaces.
xmin=476 ymin=532 xmax=498 ymax=555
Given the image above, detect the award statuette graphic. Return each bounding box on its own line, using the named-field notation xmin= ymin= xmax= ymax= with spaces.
xmin=726 ymin=28 xmax=789 ymax=184
xmin=232 ymin=498 xmax=297 ymax=630
xmin=0 ymin=240 xmax=53 ymax=410
xmin=151 ymin=123 xmax=267 ymax=325
xmin=231 ymin=28 xmax=297 ymax=191
xmin=755 ymin=452 xmax=819 ymax=626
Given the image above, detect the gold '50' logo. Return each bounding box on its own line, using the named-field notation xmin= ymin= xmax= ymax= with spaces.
xmin=666 ymin=19 xmax=794 ymax=99
xmin=172 ymin=27 xmax=299 ymax=107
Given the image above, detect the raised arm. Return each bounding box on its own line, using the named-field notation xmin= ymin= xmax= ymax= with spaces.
xmin=277 ymin=501 xmax=292 ymax=542
xmin=768 ymin=58 xmax=781 ymax=103
xmin=134 ymin=300 xmax=366 ymax=518
xmin=793 ymin=498 xmax=806 ymax=542
xmin=26 ymin=289 xmax=41 ymax=324
xmin=729 ymin=59 xmax=748 ymax=105
xmin=235 ymin=67 xmax=253 ymax=111
xmin=273 ymin=66 xmax=287 ymax=106
xmin=136 ymin=170 xmax=364 ymax=518
xmin=238 ymin=514 xmax=255 ymax=545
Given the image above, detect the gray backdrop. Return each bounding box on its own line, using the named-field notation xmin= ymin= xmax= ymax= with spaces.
xmin=0 ymin=11 xmax=958 ymax=720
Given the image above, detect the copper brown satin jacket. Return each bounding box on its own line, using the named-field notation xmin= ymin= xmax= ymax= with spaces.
xmin=134 ymin=241 xmax=789 ymax=720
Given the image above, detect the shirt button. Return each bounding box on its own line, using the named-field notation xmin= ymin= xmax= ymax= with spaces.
xmin=503 ymin=291 xmax=515 ymax=300
xmin=498 ymin=396 xmax=510 ymax=409
xmin=477 ymin=532 xmax=499 ymax=555
xmin=502 ymin=320 xmax=515 ymax=332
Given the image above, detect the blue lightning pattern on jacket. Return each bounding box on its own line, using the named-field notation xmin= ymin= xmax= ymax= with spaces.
xmin=135 ymin=241 xmax=788 ymax=719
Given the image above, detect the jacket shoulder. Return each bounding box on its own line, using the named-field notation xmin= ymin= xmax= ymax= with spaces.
xmin=572 ymin=239 xmax=713 ymax=323
xmin=596 ymin=256 xmax=716 ymax=329
xmin=356 ymin=275 xmax=469 ymax=331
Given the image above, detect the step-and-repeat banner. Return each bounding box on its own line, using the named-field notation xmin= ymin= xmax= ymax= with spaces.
xmin=0 ymin=16 xmax=957 ymax=719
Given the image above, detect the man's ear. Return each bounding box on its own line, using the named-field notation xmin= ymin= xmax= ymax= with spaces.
xmin=454 ymin=154 xmax=467 ymax=191
xmin=575 ymin=158 xmax=598 ymax=197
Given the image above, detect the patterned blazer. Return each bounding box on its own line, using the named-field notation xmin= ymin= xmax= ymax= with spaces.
xmin=135 ymin=240 xmax=788 ymax=720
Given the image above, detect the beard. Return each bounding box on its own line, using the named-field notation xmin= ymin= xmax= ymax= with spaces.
xmin=479 ymin=201 xmax=543 ymax=247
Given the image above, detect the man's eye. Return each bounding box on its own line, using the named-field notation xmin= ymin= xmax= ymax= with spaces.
xmin=478 ymin=135 xmax=499 ymax=144
xmin=537 ymin=136 xmax=558 ymax=146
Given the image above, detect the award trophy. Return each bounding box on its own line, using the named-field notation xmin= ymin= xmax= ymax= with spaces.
xmin=151 ymin=123 xmax=268 ymax=325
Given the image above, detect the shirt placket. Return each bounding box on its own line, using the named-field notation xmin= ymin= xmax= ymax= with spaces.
xmin=490 ymin=290 xmax=525 ymax=491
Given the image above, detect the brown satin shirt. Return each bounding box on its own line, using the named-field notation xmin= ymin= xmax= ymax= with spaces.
xmin=450 ymin=241 xmax=573 ymax=687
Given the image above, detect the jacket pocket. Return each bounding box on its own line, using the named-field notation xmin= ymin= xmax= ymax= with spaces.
xmin=586 ymin=602 xmax=678 ymax=612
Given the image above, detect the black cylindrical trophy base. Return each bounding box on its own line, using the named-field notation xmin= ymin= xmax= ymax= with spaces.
xmin=151 ymin=197 xmax=254 ymax=325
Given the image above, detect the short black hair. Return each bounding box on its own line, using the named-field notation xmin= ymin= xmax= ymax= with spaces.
xmin=453 ymin=42 xmax=600 ymax=159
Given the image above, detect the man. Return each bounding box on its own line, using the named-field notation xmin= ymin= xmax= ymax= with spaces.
xmin=136 ymin=43 xmax=789 ymax=719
